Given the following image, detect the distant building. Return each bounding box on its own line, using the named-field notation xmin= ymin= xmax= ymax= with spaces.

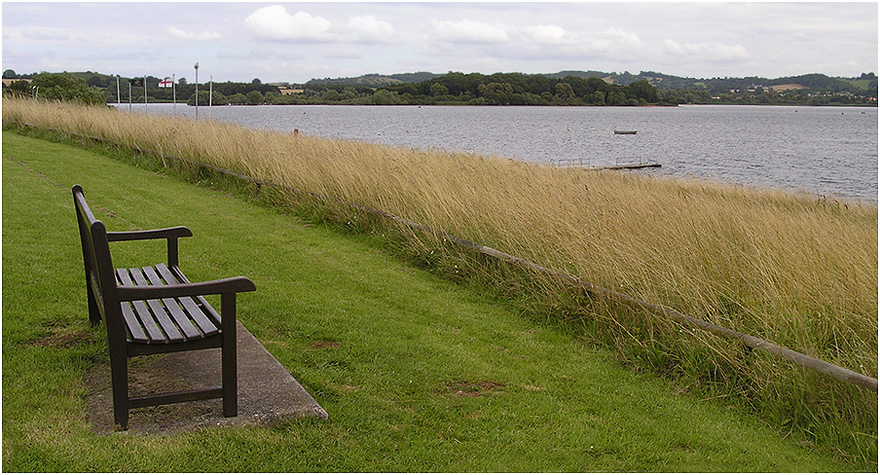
xmin=2 ymin=78 xmax=32 ymax=88
xmin=278 ymin=87 xmax=304 ymax=95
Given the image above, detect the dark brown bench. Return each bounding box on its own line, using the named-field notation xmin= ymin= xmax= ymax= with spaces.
xmin=73 ymin=185 xmax=256 ymax=430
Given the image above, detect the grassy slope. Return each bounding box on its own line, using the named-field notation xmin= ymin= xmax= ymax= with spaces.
xmin=3 ymin=99 xmax=875 ymax=465
xmin=1 ymin=130 xmax=859 ymax=471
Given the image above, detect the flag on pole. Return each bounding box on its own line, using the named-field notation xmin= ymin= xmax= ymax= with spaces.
xmin=158 ymin=77 xmax=173 ymax=88
xmin=130 ymin=77 xmax=144 ymax=87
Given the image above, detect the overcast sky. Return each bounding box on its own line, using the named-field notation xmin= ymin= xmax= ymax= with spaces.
xmin=2 ymin=2 xmax=877 ymax=84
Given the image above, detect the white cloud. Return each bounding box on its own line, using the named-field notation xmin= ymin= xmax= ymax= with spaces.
xmin=598 ymin=27 xmax=643 ymax=50
xmin=166 ymin=26 xmax=222 ymax=41
xmin=244 ymin=5 xmax=332 ymax=42
xmin=429 ymin=18 xmax=509 ymax=44
xmin=520 ymin=25 xmax=578 ymax=45
xmin=710 ymin=43 xmax=750 ymax=61
xmin=346 ymin=15 xmax=394 ymax=43
xmin=663 ymin=39 xmax=750 ymax=62
xmin=544 ymin=27 xmax=646 ymax=62
xmin=664 ymin=39 xmax=702 ymax=56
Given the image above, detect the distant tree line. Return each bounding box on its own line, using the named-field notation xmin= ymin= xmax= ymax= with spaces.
xmin=4 ymin=69 xmax=876 ymax=107
xmin=266 ymin=72 xmax=669 ymax=106
xmin=3 ymin=71 xmax=105 ymax=105
xmin=1 ymin=70 xmax=670 ymax=107
xmin=377 ymin=72 xmax=667 ymax=105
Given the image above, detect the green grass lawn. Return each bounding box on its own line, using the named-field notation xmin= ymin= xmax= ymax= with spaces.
xmin=1 ymin=130 xmax=862 ymax=471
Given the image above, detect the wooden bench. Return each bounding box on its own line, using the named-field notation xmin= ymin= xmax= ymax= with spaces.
xmin=73 ymin=185 xmax=256 ymax=430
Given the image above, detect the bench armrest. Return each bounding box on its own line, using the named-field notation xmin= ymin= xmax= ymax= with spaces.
xmin=116 ymin=276 xmax=256 ymax=301
xmin=107 ymin=226 xmax=193 ymax=242
xmin=107 ymin=226 xmax=193 ymax=267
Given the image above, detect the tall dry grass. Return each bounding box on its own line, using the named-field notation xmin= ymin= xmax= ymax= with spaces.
xmin=4 ymin=98 xmax=877 ymax=455
xmin=5 ymin=97 xmax=876 ymax=365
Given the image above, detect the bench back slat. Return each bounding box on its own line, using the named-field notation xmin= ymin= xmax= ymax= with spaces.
xmin=73 ymin=185 xmax=125 ymax=341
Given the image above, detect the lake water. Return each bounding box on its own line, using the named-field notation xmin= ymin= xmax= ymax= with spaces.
xmin=121 ymin=103 xmax=878 ymax=202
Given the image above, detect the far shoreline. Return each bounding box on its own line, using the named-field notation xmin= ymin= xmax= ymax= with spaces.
xmin=117 ymin=101 xmax=877 ymax=108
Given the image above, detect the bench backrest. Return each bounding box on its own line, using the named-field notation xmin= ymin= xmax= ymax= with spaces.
xmin=73 ymin=185 xmax=123 ymax=338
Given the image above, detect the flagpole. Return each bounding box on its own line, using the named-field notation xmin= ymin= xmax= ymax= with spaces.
xmin=209 ymin=75 xmax=213 ymax=120
xmin=143 ymin=76 xmax=148 ymax=109
xmin=194 ymin=62 xmax=199 ymax=120
xmin=172 ymin=74 xmax=176 ymax=115
xmin=128 ymin=80 xmax=132 ymax=112
xmin=116 ymin=75 xmax=121 ymax=107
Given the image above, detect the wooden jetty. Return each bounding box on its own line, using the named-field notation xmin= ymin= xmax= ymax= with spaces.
xmin=550 ymin=158 xmax=661 ymax=170
xmin=591 ymin=163 xmax=660 ymax=170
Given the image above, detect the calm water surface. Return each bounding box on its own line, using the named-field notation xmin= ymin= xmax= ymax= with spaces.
xmin=124 ymin=103 xmax=878 ymax=202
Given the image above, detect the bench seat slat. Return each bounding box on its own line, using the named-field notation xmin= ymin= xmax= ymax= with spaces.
xmin=128 ymin=267 xmax=185 ymax=343
xmin=142 ymin=266 xmax=203 ymax=340
xmin=155 ymin=263 xmax=221 ymax=336
xmin=116 ymin=269 xmax=166 ymax=343
xmin=120 ymin=304 xmax=150 ymax=343
xmin=156 ymin=264 xmax=223 ymax=328
xmin=119 ymin=293 xmax=150 ymax=343
xmin=165 ymin=265 xmax=224 ymax=329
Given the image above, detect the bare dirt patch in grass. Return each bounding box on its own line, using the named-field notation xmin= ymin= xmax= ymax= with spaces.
xmin=29 ymin=328 xmax=91 ymax=349
xmin=310 ymin=340 xmax=342 ymax=350
xmin=441 ymin=380 xmax=506 ymax=397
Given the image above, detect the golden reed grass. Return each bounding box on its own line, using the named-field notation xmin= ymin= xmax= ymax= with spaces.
xmin=4 ymin=98 xmax=876 ymax=379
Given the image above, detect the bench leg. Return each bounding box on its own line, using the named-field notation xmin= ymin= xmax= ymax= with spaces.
xmin=110 ymin=352 xmax=130 ymax=431
xmin=221 ymin=294 xmax=238 ymax=418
